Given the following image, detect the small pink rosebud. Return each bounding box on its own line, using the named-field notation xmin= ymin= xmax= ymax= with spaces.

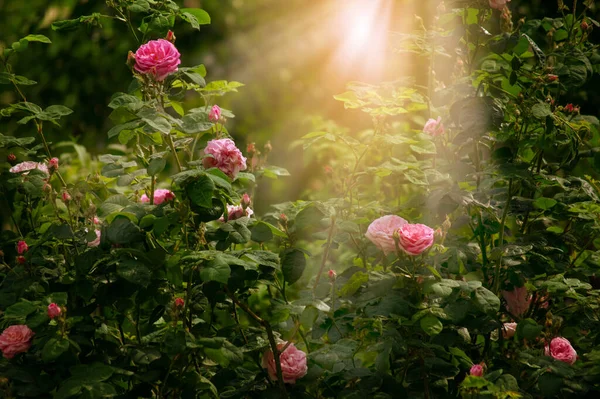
xmin=564 ymin=103 xmax=575 ymax=113
xmin=547 ymin=74 xmax=559 ymax=82
xmin=92 ymin=216 xmax=100 ymax=225
xmin=47 ymin=303 xmax=62 ymax=319
xmin=279 ymin=213 xmax=288 ymax=222
xmin=166 ymin=30 xmax=176 ymax=43
xmin=208 ymin=105 xmax=222 ymax=122
xmin=247 ymin=142 xmax=256 ymax=155
xmin=48 ymin=157 xmax=59 ymax=172
xmin=17 ymin=240 xmax=28 ymax=254
xmin=328 ymin=269 xmax=337 ymax=282
xmin=241 ymin=193 xmax=251 ymax=209
xmin=174 ymin=297 xmax=185 ymax=308
xmin=62 ymin=191 xmax=72 ymax=202
xmin=470 ymin=363 xmax=485 ymax=377
xmin=7 ymin=154 xmax=17 ymax=164
xmin=581 ymin=20 xmax=589 ymax=31
xmin=16 ymin=256 xmax=26 ymax=265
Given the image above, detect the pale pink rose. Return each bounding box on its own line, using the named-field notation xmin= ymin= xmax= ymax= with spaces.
xmin=365 ymin=215 xmax=408 ymax=255
xmin=203 ymin=139 xmax=247 ymax=178
xmin=220 ymin=204 xmax=254 ymax=221
xmin=0 ymin=325 xmax=34 ymax=359
xmin=17 ymin=240 xmax=28 ymax=254
xmin=470 ymin=364 xmax=484 ymax=377
xmin=134 ymin=39 xmax=181 ymax=81
xmin=502 ymin=322 xmax=517 ymax=339
xmin=502 ymin=286 xmax=531 ymax=317
xmin=262 ymin=343 xmax=308 ymax=384
xmin=209 ymin=105 xmax=222 ymax=122
xmin=48 ymin=157 xmax=59 ymax=171
xmin=140 ymin=189 xmax=175 ymax=205
xmin=545 ymin=337 xmax=577 ymax=365
xmin=423 ymin=117 xmax=445 ymax=137
xmin=489 ymin=0 xmax=510 ymax=10
xmin=398 ymin=223 xmax=435 ymax=255
xmin=9 ymin=161 xmax=49 ymax=175
xmin=47 ymin=303 xmax=62 ymax=319
xmin=88 ymin=230 xmax=101 ymax=248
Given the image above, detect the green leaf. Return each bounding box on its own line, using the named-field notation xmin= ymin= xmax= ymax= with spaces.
xmin=128 ymin=0 xmax=150 ymax=12
xmin=107 ymin=217 xmax=142 ymax=244
xmin=420 ymin=315 xmax=443 ymax=336
xmin=21 ymin=34 xmax=51 ymax=43
xmin=180 ymin=8 xmax=211 ymax=29
xmin=517 ymin=318 xmax=543 ymax=340
xmin=339 ymin=271 xmax=369 ymax=296
xmin=117 ymin=258 xmax=152 ymax=287
xmin=5 ymin=301 xmax=37 ymax=318
xmin=251 ymin=222 xmax=274 ymax=242
xmin=281 ymin=248 xmax=306 ymax=285
xmin=147 ymin=157 xmax=166 ymax=176
xmin=55 ymin=379 xmax=83 ymax=399
xmin=472 ymin=287 xmax=500 ymax=315
xmin=42 ymin=338 xmax=70 ymax=362
xmin=186 ymin=174 xmax=215 ymax=208
xmin=532 ymin=102 xmax=552 ymax=119
xmin=533 ymin=197 xmax=557 ymax=210
xmin=200 ymin=256 xmax=231 ymax=284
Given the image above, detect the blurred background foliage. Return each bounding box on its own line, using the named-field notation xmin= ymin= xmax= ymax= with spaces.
xmin=1 ymin=0 xmax=600 ymax=212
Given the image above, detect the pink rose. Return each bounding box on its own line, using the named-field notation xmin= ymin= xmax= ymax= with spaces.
xmin=365 ymin=215 xmax=408 ymax=255
xmin=328 ymin=269 xmax=337 ymax=281
xmin=174 ymin=298 xmax=184 ymax=308
xmin=48 ymin=157 xmax=59 ymax=171
xmin=134 ymin=39 xmax=181 ymax=81
xmin=262 ymin=343 xmax=308 ymax=384
xmin=47 ymin=303 xmax=62 ymax=319
xmin=398 ymin=223 xmax=435 ymax=256
xmin=9 ymin=161 xmax=49 ymax=175
xmin=140 ymin=189 xmax=175 ymax=205
xmin=470 ymin=364 xmax=484 ymax=377
xmin=423 ymin=117 xmax=445 ymax=136
xmin=220 ymin=204 xmax=254 ymax=221
xmin=545 ymin=337 xmax=577 ymax=365
xmin=17 ymin=240 xmax=28 ymax=254
xmin=502 ymin=286 xmax=531 ymax=317
xmin=88 ymin=230 xmax=101 ymax=247
xmin=489 ymin=0 xmax=510 ymax=10
xmin=209 ymin=105 xmax=222 ymax=122
xmin=203 ymin=139 xmax=247 ymax=178
xmin=502 ymin=322 xmax=517 ymax=339
xmin=0 ymin=325 xmax=34 ymax=359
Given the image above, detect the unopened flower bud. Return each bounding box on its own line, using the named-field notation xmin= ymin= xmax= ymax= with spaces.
xmin=279 ymin=213 xmax=288 ymax=222
xmin=7 ymin=153 xmax=17 ymax=164
xmin=174 ymin=297 xmax=184 ymax=308
xmin=166 ymin=30 xmax=176 ymax=43
xmin=328 ymin=269 xmax=337 ymax=282
xmin=208 ymin=105 xmax=222 ymax=122
xmin=247 ymin=142 xmax=256 ymax=155
xmin=47 ymin=303 xmax=62 ymax=319
xmin=16 ymin=255 xmax=26 ymax=265
xmin=241 ymin=193 xmax=251 ymax=209
xmin=48 ymin=157 xmax=59 ymax=172
xmin=17 ymin=240 xmax=28 ymax=254
xmin=581 ymin=20 xmax=589 ymax=31
xmin=62 ymin=191 xmax=72 ymax=202
xmin=547 ymin=74 xmax=559 ymax=82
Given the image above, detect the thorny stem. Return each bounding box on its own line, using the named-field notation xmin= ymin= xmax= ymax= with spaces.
xmin=166 ymin=133 xmax=183 ymax=172
xmin=313 ymin=216 xmax=336 ymax=294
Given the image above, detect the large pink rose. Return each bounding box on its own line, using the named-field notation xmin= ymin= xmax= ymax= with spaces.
xmin=365 ymin=215 xmax=407 ymax=255
xmin=423 ymin=117 xmax=445 ymax=137
xmin=0 ymin=325 xmax=34 ymax=359
xmin=502 ymin=286 xmax=531 ymax=317
xmin=9 ymin=161 xmax=49 ymax=175
xmin=545 ymin=337 xmax=577 ymax=365
xmin=502 ymin=322 xmax=517 ymax=339
xmin=141 ymin=189 xmax=175 ymax=205
xmin=489 ymin=0 xmax=510 ymax=10
xmin=134 ymin=39 xmax=181 ymax=81
xmin=398 ymin=223 xmax=435 ymax=255
xmin=203 ymin=139 xmax=247 ymax=178
xmin=262 ymin=343 xmax=307 ymax=384
xmin=220 ymin=204 xmax=254 ymax=221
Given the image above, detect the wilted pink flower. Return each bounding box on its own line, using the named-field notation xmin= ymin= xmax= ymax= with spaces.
xmin=502 ymin=286 xmax=531 ymax=317
xmin=62 ymin=192 xmax=71 ymax=202
xmin=489 ymin=0 xmax=510 ymax=10
xmin=16 ymin=240 xmax=28 ymax=255
xmin=88 ymin=230 xmax=101 ymax=248
xmin=9 ymin=161 xmax=49 ymax=175
xmin=241 ymin=193 xmax=251 ymax=209
xmin=545 ymin=337 xmax=577 ymax=365
xmin=140 ymin=189 xmax=175 ymax=205
xmin=262 ymin=343 xmax=308 ymax=384
xmin=47 ymin=303 xmax=62 ymax=319
xmin=220 ymin=204 xmax=254 ymax=221
xmin=48 ymin=157 xmax=59 ymax=171
xmin=134 ymin=39 xmax=181 ymax=81
xmin=328 ymin=269 xmax=337 ymax=282
xmin=423 ymin=117 xmax=445 ymax=136
xmin=203 ymin=139 xmax=247 ymax=178
xmin=365 ymin=215 xmax=408 ymax=255
xmin=209 ymin=105 xmax=222 ymax=122
xmin=398 ymin=223 xmax=435 ymax=255
xmin=0 ymin=325 xmax=34 ymax=359
xmin=470 ymin=364 xmax=484 ymax=377
xmin=174 ymin=298 xmax=184 ymax=308
xmin=502 ymin=322 xmax=517 ymax=339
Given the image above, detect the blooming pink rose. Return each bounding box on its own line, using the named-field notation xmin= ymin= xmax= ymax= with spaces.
xmin=134 ymin=39 xmax=181 ymax=81
xmin=203 ymin=139 xmax=247 ymax=178
xmin=489 ymin=0 xmax=510 ymax=10
xmin=365 ymin=215 xmax=408 ymax=255
xmin=0 ymin=325 xmax=34 ymax=359
xmin=174 ymin=298 xmax=184 ymax=308
xmin=48 ymin=157 xmax=59 ymax=171
xmin=262 ymin=343 xmax=308 ymax=384
xmin=9 ymin=161 xmax=49 ymax=175
xmin=398 ymin=223 xmax=435 ymax=255
xmin=423 ymin=117 xmax=445 ymax=136
xmin=209 ymin=105 xmax=222 ymax=122
xmin=140 ymin=189 xmax=175 ymax=205
xmin=502 ymin=286 xmax=531 ymax=317
xmin=545 ymin=337 xmax=577 ymax=365
xmin=88 ymin=230 xmax=101 ymax=248
xmin=17 ymin=240 xmax=28 ymax=255
xmin=502 ymin=322 xmax=517 ymax=339
xmin=470 ymin=364 xmax=484 ymax=377
xmin=47 ymin=303 xmax=62 ymax=319
xmin=220 ymin=204 xmax=254 ymax=221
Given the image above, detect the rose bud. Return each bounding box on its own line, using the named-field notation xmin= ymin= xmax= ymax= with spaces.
xmin=166 ymin=30 xmax=176 ymax=43
xmin=174 ymin=298 xmax=184 ymax=308
xmin=247 ymin=142 xmax=256 ymax=155
xmin=7 ymin=154 xmax=17 ymax=164
xmin=208 ymin=105 xmax=222 ymax=122
xmin=328 ymin=269 xmax=337 ymax=282
xmin=17 ymin=240 xmax=28 ymax=254
xmin=48 ymin=157 xmax=59 ymax=172
xmin=47 ymin=303 xmax=62 ymax=319
xmin=547 ymin=74 xmax=559 ymax=82
xmin=470 ymin=363 xmax=485 ymax=377
xmin=241 ymin=193 xmax=251 ymax=209
xmin=62 ymin=191 xmax=72 ymax=202
xmin=16 ymin=256 xmax=26 ymax=265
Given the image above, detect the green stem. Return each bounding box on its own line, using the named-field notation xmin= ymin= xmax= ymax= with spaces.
xmin=312 ymin=216 xmax=336 ymax=294
xmin=166 ymin=133 xmax=183 ymax=172
xmin=493 ymin=179 xmax=513 ymax=294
